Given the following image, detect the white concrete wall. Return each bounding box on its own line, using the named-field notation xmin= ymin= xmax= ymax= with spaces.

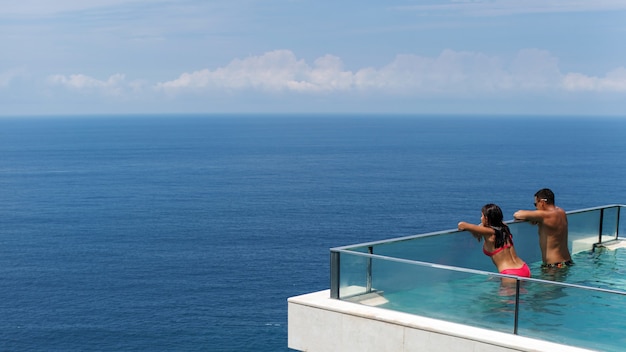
xmin=288 ymin=290 xmax=596 ymax=352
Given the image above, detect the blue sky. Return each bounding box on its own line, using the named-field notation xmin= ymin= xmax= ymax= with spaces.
xmin=2 ymin=0 xmax=626 ymax=116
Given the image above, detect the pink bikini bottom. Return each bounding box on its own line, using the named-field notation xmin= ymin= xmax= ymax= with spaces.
xmin=500 ymin=263 xmax=531 ymax=277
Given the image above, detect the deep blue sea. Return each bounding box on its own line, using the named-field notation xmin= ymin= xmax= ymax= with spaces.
xmin=1 ymin=114 xmax=625 ymax=351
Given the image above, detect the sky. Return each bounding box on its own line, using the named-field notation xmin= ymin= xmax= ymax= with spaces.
xmin=1 ymin=0 xmax=626 ymax=116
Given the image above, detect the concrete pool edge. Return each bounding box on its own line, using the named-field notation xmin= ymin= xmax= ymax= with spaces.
xmin=288 ymin=289 xmax=596 ymax=352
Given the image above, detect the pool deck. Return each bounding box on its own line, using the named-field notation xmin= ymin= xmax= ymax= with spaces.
xmin=288 ymin=289 xmax=597 ymax=352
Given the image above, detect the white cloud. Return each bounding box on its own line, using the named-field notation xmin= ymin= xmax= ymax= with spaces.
xmin=563 ymin=67 xmax=626 ymax=92
xmin=51 ymin=49 xmax=626 ymax=101
xmin=353 ymin=50 xmax=510 ymax=93
xmin=155 ymin=50 xmax=354 ymax=93
xmin=156 ymin=49 xmax=580 ymax=96
xmin=48 ymin=73 xmax=128 ymax=95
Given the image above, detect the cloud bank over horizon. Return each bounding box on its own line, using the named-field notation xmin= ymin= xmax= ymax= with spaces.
xmin=37 ymin=49 xmax=626 ymax=98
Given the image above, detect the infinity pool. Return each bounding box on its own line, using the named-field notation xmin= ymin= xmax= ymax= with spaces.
xmin=379 ymin=247 xmax=626 ymax=351
xmin=329 ymin=205 xmax=626 ymax=351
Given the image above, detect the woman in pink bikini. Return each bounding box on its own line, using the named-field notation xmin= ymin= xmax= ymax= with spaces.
xmin=458 ymin=203 xmax=531 ymax=282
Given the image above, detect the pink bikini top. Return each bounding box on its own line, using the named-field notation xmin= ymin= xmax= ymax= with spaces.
xmin=483 ymin=235 xmax=513 ymax=257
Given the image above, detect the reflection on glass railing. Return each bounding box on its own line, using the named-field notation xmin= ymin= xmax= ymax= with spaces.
xmin=518 ymin=280 xmax=626 ymax=352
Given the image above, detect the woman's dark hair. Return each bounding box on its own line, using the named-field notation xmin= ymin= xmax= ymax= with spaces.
xmin=481 ymin=203 xmax=512 ymax=248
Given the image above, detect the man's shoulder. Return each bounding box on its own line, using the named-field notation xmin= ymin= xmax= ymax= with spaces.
xmin=553 ymin=206 xmax=567 ymax=217
xmin=542 ymin=207 xmax=568 ymax=228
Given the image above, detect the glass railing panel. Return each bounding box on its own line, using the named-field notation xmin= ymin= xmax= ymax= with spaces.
xmin=346 ymin=227 xmax=544 ymax=272
xmin=371 ymin=232 xmax=494 ymax=272
xmin=600 ymin=206 xmax=619 ymax=242
xmin=337 ymin=251 xmax=370 ymax=299
xmin=346 ymin=246 xmax=371 ymax=254
xmin=567 ymin=209 xmax=602 ymax=253
xmin=340 ymin=205 xmax=624 ymax=274
xmin=516 ymin=280 xmax=626 ymax=352
xmin=344 ymin=232 xmax=462 ymax=262
xmin=506 ymin=221 xmax=545 ymax=263
xmin=340 ymin=252 xmax=518 ymax=334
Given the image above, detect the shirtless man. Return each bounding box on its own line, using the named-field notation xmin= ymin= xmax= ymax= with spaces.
xmin=513 ymin=188 xmax=573 ymax=268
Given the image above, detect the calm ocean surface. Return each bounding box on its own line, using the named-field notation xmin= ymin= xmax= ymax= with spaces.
xmin=1 ymin=114 xmax=625 ymax=351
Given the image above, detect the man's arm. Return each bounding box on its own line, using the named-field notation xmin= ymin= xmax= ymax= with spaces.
xmin=513 ymin=210 xmax=545 ymax=224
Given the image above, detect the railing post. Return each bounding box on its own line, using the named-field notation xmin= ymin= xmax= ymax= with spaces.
xmin=598 ymin=208 xmax=605 ymax=244
xmin=616 ymin=206 xmax=621 ymax=239
xmin=514 ymin=279 xmax=520 ymax=335
xmin=366 ymin=246 xmax=373 ymax=293
xmin=330 ymin=250 xmax=340 ymax=299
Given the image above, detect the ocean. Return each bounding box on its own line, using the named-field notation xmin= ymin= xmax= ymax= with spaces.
xmin=0 ymin=114 xmax=625 ymax=351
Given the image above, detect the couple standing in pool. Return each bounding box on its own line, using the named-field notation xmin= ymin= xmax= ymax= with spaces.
xmin=457 ymin=188 xmax=573 ymax=280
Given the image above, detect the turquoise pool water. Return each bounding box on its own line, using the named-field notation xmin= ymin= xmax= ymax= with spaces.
xmin=379 ymin=247 xmax=626 ymax=352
